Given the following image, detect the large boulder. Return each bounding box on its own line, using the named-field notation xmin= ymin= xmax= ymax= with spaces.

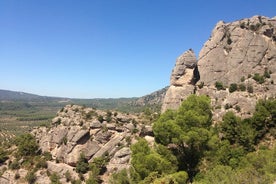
xmin=107 ymin=147 xmax=131 ymax=173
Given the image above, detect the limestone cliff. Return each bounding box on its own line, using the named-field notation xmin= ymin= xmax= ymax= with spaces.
xmin=162 ymin=16 xmax=276 ymax=121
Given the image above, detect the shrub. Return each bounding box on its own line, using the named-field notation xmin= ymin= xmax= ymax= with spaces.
xmin=240 ymin=22 xmax=246 ymax=29
xmin=62 ymin=136 xmax=67 ymax=145
xmin=35 ymin=158 xmax=47 ymax=169
xmin=238 ymin=83 xmax=246 ymax=91
xmin=72 ymin=180 xmax=82 ymax=184
xmin=235 ymin=105 xmax=241 ymax=112
xmin=25 ymin=170 xmax=36 ymax=184
xmin=0 ymin=147 xmax=8 ymax=164
xmin=76 ymin=153 xmax=89 ymax=174
xmin=253 ymin=73 xmax=265 ymax=84
xmin=65 ymin=171 xmax=72 ymax=182
xmin=247 ymin=85 xmax=254 ymax=93
xmin=98 ymin=115 xmax=104 ymax=123
xmin=106 ymin=116 xmax=112 ymax=123
xmin=90 ymin=156 xmax=108 ymax=175
xmin=240 ymin=76 xmax=245 ymax=82
xmin=229 ymin=83 xmax=238 ymax=93
xmin=9 ymin=160 xmax=20 ymax=170
xmin=109 ymin=169 xmax=130 ymax=184
xmin=224 ymin=103 xmax=232 ymax=110
xmin=264 ymin=69 xmax=271 ymax=78
xmin=215 ymin=81 xmax=225 ymax=90
xmin=227 ymin=37 xmax=232 ymax=45
xmin=50 ymin=172 xmax=61 ymax=184
xmin=198 ymin=82 xmax=204 ymax=89
xmin=43 ymin=152 xmax=52 ymax=161
xmin=14 ymin=172 xmax=20 ymax=180
xmin=15 ymin=134 xmax=39 ymax=156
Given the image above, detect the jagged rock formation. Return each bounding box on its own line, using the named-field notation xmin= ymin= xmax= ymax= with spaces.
xmin=162 ymin=16 xmax=276 ymax=121
xmin=29 ymin=105 xmax=152 ymax=183
xmin=162 ymin=49 xmax=199 ymax=112
xmin=198 ymin=15 xmax=276 ymax=86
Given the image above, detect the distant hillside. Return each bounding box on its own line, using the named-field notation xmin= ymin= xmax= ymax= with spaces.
xmin=0 ymin=88 xmax=168 ymax=113
xmin=0 ymin=89 xmax=69 ymax=101
xmin=135 ymin=86 xmax=168 ymax=106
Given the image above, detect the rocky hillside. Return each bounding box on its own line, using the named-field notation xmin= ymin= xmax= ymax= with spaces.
xmin=162 ymin=15 xmax=276 ymax=121
xmin=0 ymin=105 xmax=154 ymax=184
xmin=135 ymin=86 xmax=168 ymax=106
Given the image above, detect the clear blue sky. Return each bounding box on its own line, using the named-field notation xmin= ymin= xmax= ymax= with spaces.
xmin=0 ymin=0 xmax=275 ymax=98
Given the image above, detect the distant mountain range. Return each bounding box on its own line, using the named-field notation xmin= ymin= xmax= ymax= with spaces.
xmin=0 ymin=89 xmax=69 ymax=101
xmin=0 ymin=88 xmax=168 ymax=112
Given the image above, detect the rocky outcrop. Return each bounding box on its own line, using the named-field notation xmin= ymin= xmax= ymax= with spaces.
xmin=197 ymin=15 xmax=276 ymax=121
xmin=24 ymin=104 xmax=155 ymax=183
xmin=162 ymin=16 xmax=276 ymax=121
xmin=198 ymin=15 xmax=276 ymax=86
xmin=162 ymin=49 xmax=199 ymax=112
xmin=32 ymin=105 xmax=141 ymax=167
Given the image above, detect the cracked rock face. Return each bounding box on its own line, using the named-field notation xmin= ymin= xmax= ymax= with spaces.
xmin=162 ymin=16 xmax=276 ymax=121
xmin=162 ymin=49 xmax=198 ymax=112
xmin=198 ymin=15 xmax=276 ymax=86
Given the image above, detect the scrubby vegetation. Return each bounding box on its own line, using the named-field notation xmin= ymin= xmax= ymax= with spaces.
xmin=110 ymin=95 xmax=276 ymax=183
xmin=1 ymin=94 xmax=275 ymax=183
xmin=215 ymin=81 xmax=225 ymax=90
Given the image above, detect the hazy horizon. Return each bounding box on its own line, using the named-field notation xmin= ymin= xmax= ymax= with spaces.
xmin=1 ymin=0 xmax=275 ymax=98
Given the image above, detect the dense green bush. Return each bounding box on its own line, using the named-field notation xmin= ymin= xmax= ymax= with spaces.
xmin=131 ymin=138 xmax=178 ymax=181
xmin=238 ymin=83 xmax=246 ymax=91
xmin=252 ymin=99 xmax=276 ymax=140
xmin=215 ymin=81 xmax=225 ymax=90
xmin=15 ymin=133 xmax=39 ymax=156
xmin=0 ymin=147 xmax=8 ymax=164
xmin=229 ymin=83 xmax=238 ymax=93
xmin=247 ymin=84 xmax=253 ymax=93
xmin=50 ymin=172 xmax=61 ymax=184
xmin=109 ymin=169 xmax=130 ymax=184
xmin=240 ymin=76 xmax=245 ymax=82
xmin=153 ymin=95 xmax=212 ymax=180
xmin=107 ymin=95 xmax=276 ymax=183
xmin=76 ymin=153 xmax=89 ymax=174
xmin=253 ymin=73 xmax=265 ymax=84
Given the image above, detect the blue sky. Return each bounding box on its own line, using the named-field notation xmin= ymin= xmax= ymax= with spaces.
xmin=0 ymin=0 xmax=275 ymax=98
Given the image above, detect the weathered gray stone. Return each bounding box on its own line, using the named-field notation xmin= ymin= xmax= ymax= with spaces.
xmin=162 ymin=15 xmax=276 ymax=121
xmin=91 ymin=133 xmax=126 ymax=161
xmin=162 ymin=49 xmax=198 ymax=112
xmin=71 ymin=129 xmax=90 ymax=144
xmin=171 ymin=49 xmax=197 ymax=85
xmin=116 ymin=114 xmax=130 ymax=123
xmin=90 ymin=120 xmax=102 ymax=129
xmin=94 ymin=131 xmax=113 ymax=144
xmin=107 ymin=147 xmax=131 ymax=173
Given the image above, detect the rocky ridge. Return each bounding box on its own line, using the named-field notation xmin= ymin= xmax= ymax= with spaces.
xmin=162 ymin=15 xmax=276 ymax=121
xmin=0 ymin=105 xmax=154 ymax=184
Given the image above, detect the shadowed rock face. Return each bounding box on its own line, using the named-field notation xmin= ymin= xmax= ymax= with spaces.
xmin=162 ymin=15 xmax=276 ymax=121
xmin=162 ymin=49 xmax=198 ymax=112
